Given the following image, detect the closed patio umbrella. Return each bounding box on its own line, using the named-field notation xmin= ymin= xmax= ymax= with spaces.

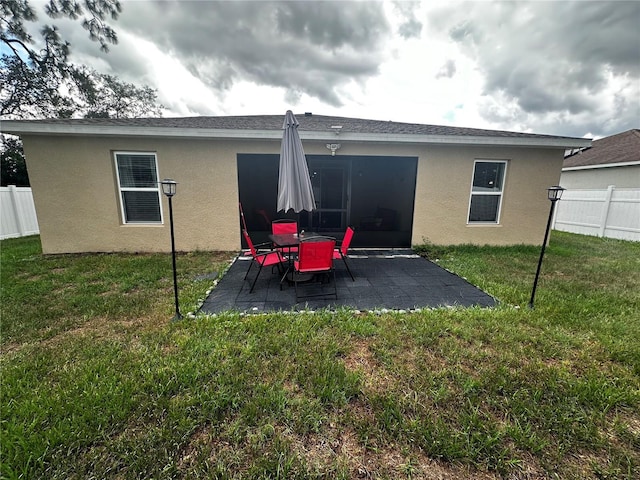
xmin=277 ymin=110 xmax=316 ymax=213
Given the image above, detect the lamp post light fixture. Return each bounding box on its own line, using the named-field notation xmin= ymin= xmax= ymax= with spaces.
xmin=528 ymin=185 xmax=565 ymax=309
xmin=160 ymin=179 xmax=182 ymax=321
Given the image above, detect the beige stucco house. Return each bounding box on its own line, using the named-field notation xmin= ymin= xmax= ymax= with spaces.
xmin=1 ymin=114 xmax=590 ymax=254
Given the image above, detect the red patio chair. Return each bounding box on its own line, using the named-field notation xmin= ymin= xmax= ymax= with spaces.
xmin=293 ymin=236 xmax=337 ymax=301
xmin=272 ymin=218 xmax=299 ymax=255
xmin=242 ymin=229 xmax=287 ymax=293
xmin=272 ymin=219 xmax=298 ymax=234
xmin=333 ymin=226 xmax=355 ymax=281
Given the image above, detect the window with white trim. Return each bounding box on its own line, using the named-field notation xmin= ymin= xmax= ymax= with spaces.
xmin=114 ymin=152 xmax=162 ymax=224
xmin=468 ymin=160 xmax=507 ymax=223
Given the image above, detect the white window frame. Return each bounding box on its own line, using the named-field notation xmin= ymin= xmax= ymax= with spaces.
xmin=114 ymin=151 xmax=163 ymax=225
xmin=467 ymin=160 xmax=508 ymax=224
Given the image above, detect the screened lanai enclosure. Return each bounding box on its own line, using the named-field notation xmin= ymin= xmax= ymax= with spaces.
xmin=238 ymin=154 xmax=418 ymax=248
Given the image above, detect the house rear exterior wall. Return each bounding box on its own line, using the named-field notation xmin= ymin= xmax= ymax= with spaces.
xmin=412 ymin=145 xmax=564 ymax=245
xmin=22 ymin=135 xmax=277 ymax=254
xmin=304 ymin=142 xmax=563 ymax=246
xmin=22 ymin=135 xmax=564 ymax=253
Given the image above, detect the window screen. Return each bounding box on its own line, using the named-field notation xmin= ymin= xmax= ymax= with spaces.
xmin=468 ymin=161 xmax=507 ymax=223
xmin=115 ymin=153 xmax=162 ymax=223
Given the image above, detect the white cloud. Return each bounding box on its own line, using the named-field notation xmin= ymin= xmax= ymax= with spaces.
xmin=24 ymin=0 xmax=640 ymax=138
xmin=131 ymin=36 xmax=222 ymax=116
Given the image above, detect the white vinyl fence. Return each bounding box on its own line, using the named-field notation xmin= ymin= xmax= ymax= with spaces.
xmin=553 ymin=186 xmax=640 ymax=242
xmin=0 ymin=185 xmax=40 ymax=240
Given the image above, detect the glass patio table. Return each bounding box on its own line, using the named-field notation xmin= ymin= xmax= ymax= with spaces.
xmin=268 ymin=231 xmax=318 ymax=249
xmin=268 ymin=232 xmax=318 ymax=285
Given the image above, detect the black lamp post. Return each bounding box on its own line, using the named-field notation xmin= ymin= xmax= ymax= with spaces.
xmin=161 ymin=179 xmax=182 ymax=321
xmin=528 ymin=185 xmax=565 ymax=309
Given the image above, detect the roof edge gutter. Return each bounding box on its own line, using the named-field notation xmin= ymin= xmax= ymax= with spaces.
xmin=1 ymin=121 xmax=592 ymax=149
xmin=312 ymin=132 xmax=591 ymax=149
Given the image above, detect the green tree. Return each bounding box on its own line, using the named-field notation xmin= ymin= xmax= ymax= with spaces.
xmin=73 ymin=67 xmax=163 ymax=119
xmin=0 ymin=136 xmax=28 ymax=186
xmin=1 ymin=0 xmax=123 ymax=118
xmin=1 ymin=0 xmax=163 ymax=118
xmin=1 ymin=0 xmax=164 ymax=185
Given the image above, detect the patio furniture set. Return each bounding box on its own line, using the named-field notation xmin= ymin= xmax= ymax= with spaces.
xmin=242 ymin=217 xmax=355 ymax=301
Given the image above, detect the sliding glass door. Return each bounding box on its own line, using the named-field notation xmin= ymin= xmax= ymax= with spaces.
xmin=299 ymin=158 xmax=350 ymax=234
xmin=237 ymin=154 xmax=417 ymax=247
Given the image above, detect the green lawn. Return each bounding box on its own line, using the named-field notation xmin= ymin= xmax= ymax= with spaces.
xmin=1 ymin=232 xmax=638 ymax=479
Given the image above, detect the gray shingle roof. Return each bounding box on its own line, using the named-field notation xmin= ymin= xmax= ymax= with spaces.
xmin=563 ymin=129 xmax=640 ymax=167
xmin=6 ymin=113 xmax=580 ymax=140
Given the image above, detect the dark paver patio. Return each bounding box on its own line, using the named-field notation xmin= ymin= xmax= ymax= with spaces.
xmin=199 ymin=250 xmax=496 ymax=314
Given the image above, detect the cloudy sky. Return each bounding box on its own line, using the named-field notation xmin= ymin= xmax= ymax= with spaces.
xmin=34 ymin=1 xmax=640 ymax=138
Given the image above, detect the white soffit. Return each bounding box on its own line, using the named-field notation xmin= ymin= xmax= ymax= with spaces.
xmin=1 ymin=121 xmax=592 ymax=149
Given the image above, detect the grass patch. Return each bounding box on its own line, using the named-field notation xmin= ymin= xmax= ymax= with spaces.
xmin=1 ymin=233 xmax=639 ymax=479
xmin=1 ymin=236 xmax=233 ymax=346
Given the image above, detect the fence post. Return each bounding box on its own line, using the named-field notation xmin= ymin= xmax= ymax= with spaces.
xmin=8 ymin=185 xmax=27 ymax=237
xmin=598 ymin=185 xmax=615 ymax=238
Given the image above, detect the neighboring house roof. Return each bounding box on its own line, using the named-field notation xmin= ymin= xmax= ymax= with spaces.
xmin=563 ymin=129 xmax=640 ymax=170
xmin=1 ymin=113 xmax=590 ymax=149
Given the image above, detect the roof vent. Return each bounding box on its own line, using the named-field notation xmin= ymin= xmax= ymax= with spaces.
xmin=305 ymin=112 xmax=312 ymax=116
